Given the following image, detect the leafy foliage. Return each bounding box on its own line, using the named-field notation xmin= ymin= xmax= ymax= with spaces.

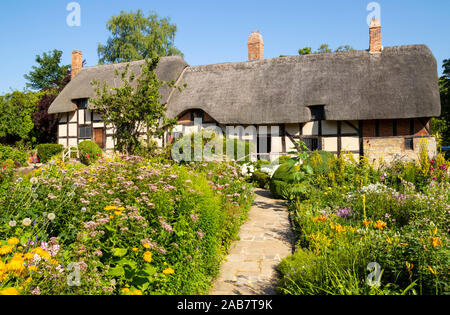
xmin=91 ymin=57 xmax=179 ymax=154
xmin=0 ymin=144 xmax=28 ymax=167
xmin=299 ymin=44 xmax=355 ymax=55
xmin=36 ymin=143 xmax=64 ymax=163
xmin=98 ymin=10 xmax=183 ymax=64
xmin=24 ymin=50 xmax=70 ymax=91
xmin=0 ymin=91 xmax=40 ymax=143
xmin=78 ymin=140 xmax=102 ymax=165
xmin=432 ymin=59 xmax=450 ymax=146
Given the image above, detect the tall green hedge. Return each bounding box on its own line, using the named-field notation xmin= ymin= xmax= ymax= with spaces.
xmin=36 ymin=144 xmax=64 ymax=163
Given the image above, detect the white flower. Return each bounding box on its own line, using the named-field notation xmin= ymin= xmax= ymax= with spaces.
xmin=8 ymin=220 xmax=17 ymax=227
xmin=47 ymin=213 xmax=56 ymax=221
xmin=81 ymin=207 xmax=87 ymax=213
xmin=30 ymin=177 xmax=38 ymax=185
xmin=22 ymin=218 xmax=32 ymax=226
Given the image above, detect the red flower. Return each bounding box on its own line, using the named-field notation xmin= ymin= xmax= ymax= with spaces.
xmin=86 ymin=154 xmax=90 ymax=159
xmin=2 ymin=164 xmax=6 ymax=170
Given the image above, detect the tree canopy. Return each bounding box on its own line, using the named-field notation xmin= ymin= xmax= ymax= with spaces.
xmin=98 ymin=10 xmax=183 ymax=64
xmin=299 ymin=44 xmax=355 ymax=55
xmin=0 ymin=91 xmax=41 ymax=143
xmin=24 ymin=49 xmax=70 ymax=91
xmin=90 ymin=57 xmax=180 ymax=154
xmin=432 ymin=59 xmax=450 ymax=146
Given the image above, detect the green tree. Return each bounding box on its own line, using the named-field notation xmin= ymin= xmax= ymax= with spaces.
xmin=299 ymin=44 xmax=355 ymax=55
xmin=0 ymin=91 xmax=41 ymax=143
xmin=298 ymin=47 xmax=313 ymax=56
xmin=432 ymin=59 xmax=450 ymax=146
xmin=24 ymin=50 xmax=70 ymax=91
xmin=98 ymin=10 xmax=183 ymax=64
xmin=90 ymin=57 xmax=180 ymax=154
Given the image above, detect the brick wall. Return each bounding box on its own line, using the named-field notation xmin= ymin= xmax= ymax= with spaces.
xmin=363 ymin=136 xmax=437 ymax=166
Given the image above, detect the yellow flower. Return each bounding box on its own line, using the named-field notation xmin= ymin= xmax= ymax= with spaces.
xmin=386 ymin=237 xmax=393 ymax=245
xmin=114 ymin=211 xmax=122 ymax=216
xmin=122 ymin=287 xmax=142 ymax=295
xmin=0 ymin=245 xmax=14 ymax=256
xmin=132 ymin=248 xmax=138 ymax=252
xmin=405 ymin=261 xmax=413 ymax=271
xmin=427 ymin=265 xmax=437 ymax=275
xmin=0 ymin=287 xmax=20 ymax=295
xmin=117 ymin=207 xmax=125 ymax=211
xmin=24 ymin=253 xmax=34 ymax=260
xmin=373 ymin=220 xmax=387 ymax=231
xmin=143 ymin=243 xmax=150 ymax=249
xmin=400 ymin=242 xmax=408 ymax=246
xmin=7 ymin=238 xmax=20 ymax=245
xmin=163 ymin=268 xmax=175 ymax=275
xmin=28 ymin=265 xmax=38 ymax=273
xmin=109 ymin=215 xmax=115 ymax=220
xmin=104 ymin=206 xmax=117 ymax=211
xmin=143 ymin=251 xmax=152 ymax=263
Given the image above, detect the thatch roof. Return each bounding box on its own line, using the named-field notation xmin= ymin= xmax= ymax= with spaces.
xmin=48 ymin=56 xmax=188 ymax=114
xmin=49 ymin=45 xmax=441 ymax=123
xmin=168 ymin=45 xmax=441 ymax=124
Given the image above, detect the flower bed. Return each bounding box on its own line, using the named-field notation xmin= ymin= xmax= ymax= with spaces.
xmin=0 ymin=156 xmax=253 ymax=295
xmin=277 ymin=153 xmax=449 ymax=295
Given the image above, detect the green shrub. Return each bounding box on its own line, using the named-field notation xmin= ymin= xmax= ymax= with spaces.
xmin=303 ymin=150 xmax=334 ymax=175
xmin=251 ymin=171 xmax=271 ymax=189
xmin=0 ymin=144 xmax=28 ymax=167
xmin=78 ymin=140 xmax=102 ymax=165
xmin=270 ymin=179 xmax=290 ymax=199
xmin=37 ymin=144 xmax=64 ymax=163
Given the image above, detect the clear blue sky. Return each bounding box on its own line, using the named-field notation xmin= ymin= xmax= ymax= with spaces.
xmin=0 ymin=0 xmax=449 ymax=94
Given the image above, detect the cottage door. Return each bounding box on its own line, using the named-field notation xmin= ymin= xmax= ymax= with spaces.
xmin=93 ymin=128 xmax=104 ymax=149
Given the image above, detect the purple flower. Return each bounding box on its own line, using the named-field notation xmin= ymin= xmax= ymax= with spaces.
xmin=336 ymin=207 xmax=353 ymax=219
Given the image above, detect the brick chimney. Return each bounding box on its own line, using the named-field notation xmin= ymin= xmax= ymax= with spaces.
xmin=71 ymin=50 xmax=83 ymax=79
xmin=248 ymin=31 xmax=264 ymax=61
xmin=369 ymin=18 xmax=382 ymax=53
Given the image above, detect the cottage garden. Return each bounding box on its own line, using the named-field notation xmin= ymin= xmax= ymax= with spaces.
xmin=0 ymin=143 xmax=254 ymax=295
xmin=0 ymin=138 xmax=448 ymax=295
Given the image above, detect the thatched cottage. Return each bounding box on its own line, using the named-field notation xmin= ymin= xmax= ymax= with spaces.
xmin=48 ymin=20 xmax=441 ymax=163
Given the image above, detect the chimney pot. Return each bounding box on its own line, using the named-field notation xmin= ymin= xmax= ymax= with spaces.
xmin=248 ymin=31 xmax=264 ymax=61
xmin=71 ymin=51 xmax=83 ymax=79
xmin=369 ymin=18 xmax=382 ymax=53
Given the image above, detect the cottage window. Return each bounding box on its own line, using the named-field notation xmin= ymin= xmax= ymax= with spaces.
xmin=304 ymin=138 xmax=319 ymax=151
xmin=79 ymin=126 xmax=92 ymax=139
xmin=76 ymin=99 xmax=88 ymax=109
xmin=190 ymin=110 xmax=204 ymax=121
xmin=405 ymin=138 xmax=414 ymax=150
xmin=308 ymin=105 xmax=325 ymax=121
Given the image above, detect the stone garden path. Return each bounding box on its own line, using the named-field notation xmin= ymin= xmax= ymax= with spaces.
xmin=210 ymin=189 xmax=294 ymax=295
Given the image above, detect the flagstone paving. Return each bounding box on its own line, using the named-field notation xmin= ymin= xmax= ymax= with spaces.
xmin=210 ymin=189 xmax=294 ymax=295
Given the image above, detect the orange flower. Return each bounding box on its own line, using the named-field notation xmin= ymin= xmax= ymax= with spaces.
xmin=363 ymin=220 xmax=373 ymax=227
xmin=313 ymin=216 xmax=328 ymax=223
xmin=432 ymin=237 xmax=441 ymax=248
xmin=373 ymin=220 xmax=387 ymax=231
